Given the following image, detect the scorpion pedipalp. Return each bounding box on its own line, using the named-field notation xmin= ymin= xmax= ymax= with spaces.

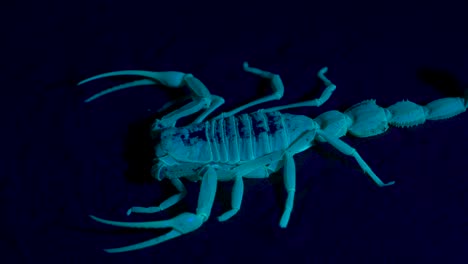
xmin=90 ymin=166 xmax=218 ymax=253
xmin=78 ymin=70 xmax=188 ymax=103
xmin=89 ymin=212 xmax=204 ymax=253
xmin=82 ymin=79 xmax=156 ymax=102
xmin=78 ymin=70 xmax=187 ymax=87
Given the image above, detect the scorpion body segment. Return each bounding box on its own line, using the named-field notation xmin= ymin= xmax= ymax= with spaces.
xmin=156 ymin=111 xmax=315 ymax=164
xmin=154 ymin=111 xmax=316 ymax=183
xmin=79 ymin=62 xmax=466 ymax=253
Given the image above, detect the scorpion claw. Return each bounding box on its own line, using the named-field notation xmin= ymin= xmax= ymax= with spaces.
xmin=89 ymin=212 xmax=205 ymax=253
xmin=77 ymin=71 xmax=131 ymax=85
xmin=104 ymin=230 xmax=183 ymax=253
xmin=78 ymin=70 xmax=188 ymax=103
xmin=78 ymin=70 xmax=165 ymax=86
xmin=81 ymin=79 xmax=157 ymax=102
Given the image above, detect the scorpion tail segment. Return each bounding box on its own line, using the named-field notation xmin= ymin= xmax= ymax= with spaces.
xmin=424 ymin=97 xmax=467 ymax=121
xmin=83 ymin=79 xmax=155 ymax=103
xmin=386 ymin=97 xmax=467 ymax=128
xmin=89 ymin=212 xmax=205 ymax=253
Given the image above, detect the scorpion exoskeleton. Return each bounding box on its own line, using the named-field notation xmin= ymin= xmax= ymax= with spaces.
xmin=79 ymin=62 xmax=467 ymax=253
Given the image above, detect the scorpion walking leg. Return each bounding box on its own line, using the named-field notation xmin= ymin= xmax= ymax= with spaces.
xmin=218 ymin=167 xmax=272 ymax=222
xmin=220 ymin=129 xmax=317 ymax=227
xmin=277 ymin=130 xmax=317 ymax=227
xmin=89 ymin=166 xmax=218 ymax=253
xmin=280 ymin=153 xmax=296 ymax=228
xmin=316 ymin=130 xmax=395 ymax=187
xmin=126 ymin=178 xmax=187 ymax=216
xmin=216 ymin=149 xmax=287 ymax=224
xmin=262 ymin=67 xmax=336 ymax=113
xmin=218 ymin=175 xmax=244 ymax=222
xmin=212 ymin=61 xmax=285 ymax=120
xmin=78 ymin=70 xmax=224 ymax=127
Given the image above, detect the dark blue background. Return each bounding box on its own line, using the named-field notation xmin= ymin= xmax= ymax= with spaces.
xmin=3 ymin=1 xmax=468 ymax=263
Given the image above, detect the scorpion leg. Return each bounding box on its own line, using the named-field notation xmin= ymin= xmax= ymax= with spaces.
xmin=218 ymin=167 xmax=271 ymax=222
xmin=316 ymin=130 xmax=395 ymax=187
xmin=126 ymin=178 xmax=187 ymax=216
xmin=262 ymin=67 xmax=336 ymax=113
xmin=78 ymin=70 xmax=224 ymax=127
xmin=222 ymin=150 xmax=298 ymax=228
xmin=220 ymin=129 xmax=316 ymax=227
xmin=280 ymin=152 xmax=296 ymax=228
xmin=217 ymin=175 xmax=244 ymax=222
xmin=277 ymin=130 xmax=317 ymax=227
xmin=89 ymin=167 xmax=218 ymax=253
xmin=212 ymin=61 xmax=285 ymax=120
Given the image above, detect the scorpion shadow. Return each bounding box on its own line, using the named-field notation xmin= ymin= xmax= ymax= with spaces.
xmin=122 ymin=115 xmax=157 ymax=184
xmin=121 ymin=87 xmax=194 ymax=185
xmin=416 ymin=67 xmax=468 ymax=98
xmin=121 ymin=111 xmax=235 ymax=210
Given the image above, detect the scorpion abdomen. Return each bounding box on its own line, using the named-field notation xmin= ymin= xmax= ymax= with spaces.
xmin=157 ymin=110 xmax=317 ymax=164
xmin=208 ymin=110 xmax=309 ymax=163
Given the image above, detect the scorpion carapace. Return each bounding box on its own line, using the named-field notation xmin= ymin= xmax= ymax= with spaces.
xmin=80 ymin=62 xmax=467 ymax=253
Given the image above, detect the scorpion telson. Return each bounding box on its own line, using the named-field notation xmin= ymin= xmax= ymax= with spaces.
xmin=80 ymin=62 xmax=467 ymax=253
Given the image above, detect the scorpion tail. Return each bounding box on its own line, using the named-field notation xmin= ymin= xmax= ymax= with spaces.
xmin=386 ymin=97 xmax=467 ymax=128
xmin=78 ymin=70 xmax=187 ymax=103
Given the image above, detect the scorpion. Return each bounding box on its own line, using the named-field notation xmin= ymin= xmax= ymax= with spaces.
xmin=79 ymin=62 xmax=467 ymax=253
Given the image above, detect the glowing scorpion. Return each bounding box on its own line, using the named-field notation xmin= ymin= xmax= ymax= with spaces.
xmin=79 ymin=62 xmax=467 ymax=253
